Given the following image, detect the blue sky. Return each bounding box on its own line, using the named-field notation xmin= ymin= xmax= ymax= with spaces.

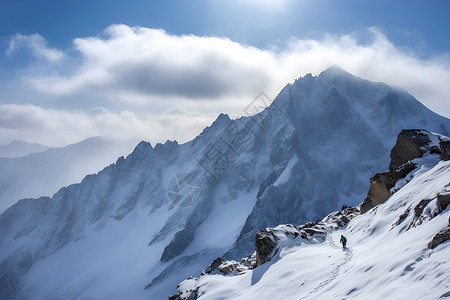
xmin=1 ymin=0 xmax=450 ymax=146
xmin=1 ymin=0 xmax=449 ymax=52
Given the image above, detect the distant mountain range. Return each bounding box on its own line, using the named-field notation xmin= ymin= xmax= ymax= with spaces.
xmin=1 ymin=66 xmax=449 ymax=299
xmin=0 ymin=136 xmax=139 ymax=213
xmin=0 ymin=140 xmax=51 ymax=158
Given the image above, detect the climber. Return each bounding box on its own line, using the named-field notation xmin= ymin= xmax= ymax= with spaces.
xmin=340 ymin=235 xmax=347 ymax=249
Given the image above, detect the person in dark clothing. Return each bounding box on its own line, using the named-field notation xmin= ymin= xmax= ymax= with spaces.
xmin=340 ymin=235 xmax=347 ymax=249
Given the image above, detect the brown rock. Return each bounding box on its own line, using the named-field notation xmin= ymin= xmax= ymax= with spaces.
xmin=204 ymin=257 xmax=225 ymax=274
xmin=255 ymin=229 xmax=279 ymax=265
xmin=394 ymin=208 xmax=410 ymax=226
xmin=218 ymin=262 xmax=237 ymax=275
xmin=428 ymin=227 xmax=450 ymax=249
xmin=389 ymin=130 xmax=430 ymax=170
xmin=360 ymin=162 xmax=416 ymax=214
xmin=414 ymin=199 xmax=432 ymax=218
xmin=440 ymin=141 xmax=450 ymax=161
xmin=437 ymin=193 xmax=450 ymax=212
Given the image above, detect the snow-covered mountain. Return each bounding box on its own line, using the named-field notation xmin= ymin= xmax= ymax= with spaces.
xmin=0 ymin=140 xmax=51 ymax=158
xmin=174 ymin=130 xmax=450 ymax=300
xmin=0 ymin=136 xmax=139 ymax=213
xmin=1 ymin=66 xmax=450 ymax=299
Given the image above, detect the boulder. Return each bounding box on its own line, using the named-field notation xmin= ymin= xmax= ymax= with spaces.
xmin=217 ymin=261 xmax=237 ymax=275
xmin=394 ymin=208 xmax=410 ymax=226
xmin=428 ymin=227 xmax=450 ymax=249
xmin=360 ymin=162 xmax=416 ymax=214
xmin=414 ymin=199 xmax=432 ymax=218
xmin=204 ymin=257 xmax=225 ymax=274
xmin=255 ymin=229 xmax=279 ymax=265
xmin=440 ymin=141 xmax=450 ymax=161
xmin=437 ymin=193 xmax=450 ymax=213
xmin=389 ymin=130 xmax=430 ymax=170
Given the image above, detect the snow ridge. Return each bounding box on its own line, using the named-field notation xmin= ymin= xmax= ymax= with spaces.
xmin=174 ymin=132 xmax=450 ymax=300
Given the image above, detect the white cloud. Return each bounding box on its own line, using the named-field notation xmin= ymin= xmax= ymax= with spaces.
xmin=18 ymin=25 xmax=450 ymax=117
xmin=0 ymin=104 xmax=216 ymax=147
xmin=7 ymin=33 xmax=64 ymax=62
xmin=3 ymin=26 xmax=450 ymax=146
xmin=29 ymin=25 xmax=275 ymax=104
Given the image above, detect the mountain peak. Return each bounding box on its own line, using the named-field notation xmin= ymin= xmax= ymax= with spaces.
xmin=319 ymin=65 xmax=352 ymax=77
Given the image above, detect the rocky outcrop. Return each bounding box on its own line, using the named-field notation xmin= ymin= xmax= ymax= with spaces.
xmin=440 ymin=141 xmax=450 ymax=161
xmin=204 ymin=257 xmax=225 ymax=274
xmin=173 ymin=206 xmax=360 ymax=299
xmin=170 ymin=279 xmax=200 ymax=300
xmin=414 ymin=199 xmax=433 ymax=218
xmin=360 ymin=129 xmax=444 ymax=214
xmin=200 ymin=257 xmax=242 ymax=276
xmin=389 ymin=129 xmax=433 ymax=170
xmin=394 ymin=208 xmax=410 ymax=226
xmin=360 ymin=162 xmax=416 ymax=214
xmin=428 ymin=227 xmax=450 ymax=249
xmin=394 ymin=192 xmax=449 ymax=232
xmin=437 ymin=193 xmax=450 ymax=212
xmin=255 ymin=229 xmax=280 ymax=265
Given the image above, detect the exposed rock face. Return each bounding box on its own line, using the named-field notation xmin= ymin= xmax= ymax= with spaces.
xmin=389 ymin=130 xmax=431 ymax=170
xmin=360 ymin=129 xmax=444 ymax=214
xmin=414 ymin=199 xmax=433 ymax=218
xmin=428 ymin=227 xmax=450 ymax=249
xmin=254 ymin=223 xmax=330 ymax=266
xmin=204 ymin=257 xmax=225 ymax=274
xmin=394 ymin=191 xmax=449 ymax=232
xmin=440 ymin=141 xmax=450 ymax=161
xmin=200 ymin=257 xmax=240 ymax=276
xmin=170 ymin=279 xmax=200 ymax=300
xmin=217 ymin=261 xmax=238 ymax=275
xmin=394 ymin=208 xmax=410 ymax=226
xmin=255 ymin=229 xmax=280 ymax=265
xmin=437 ymin=193 xmax=450 ymax=212
xmin=360 ymin=162 xmax=417 ymax=214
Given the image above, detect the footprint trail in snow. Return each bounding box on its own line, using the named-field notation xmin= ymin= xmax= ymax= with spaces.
xmin=299 ymin=231 xmax=353 ymax=299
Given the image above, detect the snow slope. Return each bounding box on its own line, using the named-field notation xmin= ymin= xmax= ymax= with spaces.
xmin=0 ymin=140 xmax=51 ymax=158
xmin=1 ymin=66 xmax=450 ymax=299
xmin=0 ymin=136 xmax=139 ymax=213
xmin=177 ymin=154 xmax=450 ymax=300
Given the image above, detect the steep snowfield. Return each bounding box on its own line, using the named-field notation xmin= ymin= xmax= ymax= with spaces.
xmin=178 ymin=158 xmax=450 ymax=300
xmin=1 ymin=66 xmax=450 ymax=299
xmin=0 ymin=137 xmax=139 ymax=213
xmin=0 ymin=140 xmax=51 ymax=158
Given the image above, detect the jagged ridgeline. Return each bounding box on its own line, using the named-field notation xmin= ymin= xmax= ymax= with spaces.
xmin=1 ymin=66 xmax=450 ymax=299
xmin=173 ymin=129 xmax=450 ymax=300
